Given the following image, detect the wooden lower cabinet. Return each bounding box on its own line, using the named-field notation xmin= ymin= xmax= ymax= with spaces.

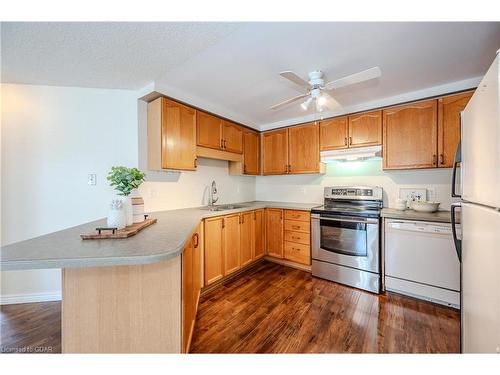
xmin=282 ymin=210 xmax=311 ymax=265
xmin=240 ymin=211 xmax=253 ymax=267
xmin=253 ymin=209 xmax=265 ymax=259
xmin=265 ymin=208 xmax=284 ymax=258
xmin=223 ymin=214 xmax=241 ymax=275
xmin=204 ymin=217 xmax=224 ymax=285
xmin=284 ymin=241 xmax=310 ymax=265
xmin=182 ymin=224 xmax=203 ymax=353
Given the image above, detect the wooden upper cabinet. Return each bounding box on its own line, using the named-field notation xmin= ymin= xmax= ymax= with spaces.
xmin=288 ymin=122 xmax=320 ymax=174
xmin=383 ymin=100 xmax=438 ymax=170
xmin=240 ymin=212 xmax=253 ymax=268
xmin=262 ymin=129 xmax=289 ymax=175
xmin=320 ymin=116 xmax=348 ymax=151
xmin=438 ymin=91 xmax=474 ymax=168
xmin=266 ymin=208 xmax=283 ymax=258
xmin=197 ymin=111 xmax=222 ymax=150
xmin=253 ymin=209 xmax=265 ymax=260
xmin=223 ymin=214 xmax=241 ymax=276
xmin=147 ymin=97 xmax=197 ymax=171
xmin=348 ymin=110 xmax=382 ymax=147
xmin=222 ymin=121 xmax=243 ymax=154
xmin=204 ymin=217 xmax=224 ymax=286
xmin=243 ymin=129 xmax=260 ymax=175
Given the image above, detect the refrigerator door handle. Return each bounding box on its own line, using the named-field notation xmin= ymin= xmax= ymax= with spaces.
xmin=452 ymin=140 xmax=462 ymax=198
xmin=451 ymin=202 xmax=462 ymax=262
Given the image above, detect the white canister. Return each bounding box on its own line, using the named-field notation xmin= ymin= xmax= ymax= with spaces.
xmin=395 ymin=199 xmax=407 ymax=211
xmin=107 ymin=200 xmax=126 ymax=230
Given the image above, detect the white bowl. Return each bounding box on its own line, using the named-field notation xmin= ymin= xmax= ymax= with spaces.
xmin=412 ymin=201 xmax=440 ymax=213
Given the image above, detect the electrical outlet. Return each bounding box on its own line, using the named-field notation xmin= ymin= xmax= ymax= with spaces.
xmin=88 ymin=174 xmax=97 ymax=185
xmin=399 ymin=188 xmax=427 ymax=208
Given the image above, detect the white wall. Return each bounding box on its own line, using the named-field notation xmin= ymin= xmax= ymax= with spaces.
xmin=1 ymin=84 xmax=138 ymax=304
xmin=256 ymin=160 xmax=454 ymax=209
xmin=136 ymin=100 xmax=256 ymax=212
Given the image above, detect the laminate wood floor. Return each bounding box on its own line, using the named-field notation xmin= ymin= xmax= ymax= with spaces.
xmin=190 ymin=261 xmax=460 ymax=353
xmin=0 ymin=261 xmax=460 ymax=354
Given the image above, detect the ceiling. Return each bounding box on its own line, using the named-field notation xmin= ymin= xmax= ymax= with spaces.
xmin=2 ymin=22 xmax=500 ymax=128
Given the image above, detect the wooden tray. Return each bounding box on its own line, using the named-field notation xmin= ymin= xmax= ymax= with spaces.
xmin=81 ymin=218 xmax=157 ymax=240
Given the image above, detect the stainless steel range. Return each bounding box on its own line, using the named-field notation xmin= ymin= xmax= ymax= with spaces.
xmin=311 ymin=186 xmax=383 ymax=293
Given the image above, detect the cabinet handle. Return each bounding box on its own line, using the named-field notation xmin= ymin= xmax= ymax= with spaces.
xmin=439 ymin=154 xmax=444 ymax=165
xmin=221 ymin=139 xmax=224 ymax=149
xmin=254 ymin=211 xmax=256 ymax=220
xmin=223 ymin=140 xmax=227 ymax=149
xmin=194 ymin=158 xmax=197 ymax=168
xmin=344 ymin=137 xmax=347 ymax=146
xmin=193 ymin=233 xmax=199 ymax=248
xmin=241 ymin=215 xmax=244 ymax=224
xmin=243 ymin=164 xmax=246 ymax=174
xmin=292 ymin=236 xmax=300 ymax=240
xmin=432 ymin=154 xmax=437 ymax=166
xmin=349 ymin=136 xmax=352 ymax=146
xmin=222 ymin=218 xmax=225 ymax=229
xmin=292 ymin=225 xmax=300 ymax=230
xmin=292 ymin=247 xmax=301 ymax=251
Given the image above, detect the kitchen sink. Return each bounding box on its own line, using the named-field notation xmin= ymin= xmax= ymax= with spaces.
xmin=201 ymin=204 xmax=246 ymax=211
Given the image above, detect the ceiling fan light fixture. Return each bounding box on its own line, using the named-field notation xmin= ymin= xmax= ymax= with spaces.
xmin=301 ymin=97 xmax=312 ymax=111
xmin=317 ymin=95 xmax=327 ymax=106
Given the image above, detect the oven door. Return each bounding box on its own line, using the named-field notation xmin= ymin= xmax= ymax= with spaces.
xmin=312 ymin=214 xmax=379 ymax=273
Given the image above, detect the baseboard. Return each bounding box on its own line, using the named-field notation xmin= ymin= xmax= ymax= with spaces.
xmin=264 ymin=256 xmax=312 ymax=272
xmin=0 ymin=291 xmax=62 ymax=305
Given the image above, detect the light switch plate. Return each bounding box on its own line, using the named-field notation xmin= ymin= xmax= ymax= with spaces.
xmin=88 ymin=174 xmax=97 ymax=185
xmin=399 ymin=188 xmax=427 ymax=208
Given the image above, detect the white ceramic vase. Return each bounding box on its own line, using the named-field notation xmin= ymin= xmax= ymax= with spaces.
xmin=107 ymin=200 xmax=126 ymax=230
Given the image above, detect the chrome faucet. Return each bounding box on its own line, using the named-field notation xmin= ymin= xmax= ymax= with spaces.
xmin=208 ymin=180 xmax=219 ymax=207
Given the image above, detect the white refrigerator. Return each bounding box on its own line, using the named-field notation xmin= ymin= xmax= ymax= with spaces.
xmin=454 ymin=52 xmax=500 ymax=353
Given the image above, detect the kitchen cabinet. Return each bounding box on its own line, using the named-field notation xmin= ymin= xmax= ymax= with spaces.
xmin=265 ymin=208 xmax=284 ymax=258
xmin=204 ymin=217 xmax=224 ymax=285
xmin=243 ymin=129 xmax=260 ymax=175
xmin=197 ymin=111 xmax=243 ymax=154
xmin=147 ymin=97 xmax=197 ymax=171
xmin=320 ymin=116 xmax=348 ymax=150
xmin=288 ymin=122 xmax=321 ymax=174
xmin=253 ymin=209 xmax=265 ymax=260
xmin=383 ymin=99 xmax=438 ymax=169
xmin=223 ymin=121 xmax=243 ymax=154
xmin=182 ymin=225 xmax=202 ymax=353
xmin=197 ymin=111 xmax=222 ymax=150
xmin=262 ymin=129 xmax=289 ymax=175
xmin=348 ymin=110 xmax=382 ymax=147
xmin=283 ymin=210 xmax=311 ymax=265
xmin=223 ymin=214 xmax=241 ymax=275
xmin=438 ymin=91 xmax=474 ymax=168
xmin=240 ymin=211 xmax=253 ymax=267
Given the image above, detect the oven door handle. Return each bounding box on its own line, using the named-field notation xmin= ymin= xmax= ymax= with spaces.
xmin=311 ymin=214 xmax=378 ymax=224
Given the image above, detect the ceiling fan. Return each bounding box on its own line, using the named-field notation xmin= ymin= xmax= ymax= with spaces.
xmin=270 ymin=67 xmax=381 ymax=111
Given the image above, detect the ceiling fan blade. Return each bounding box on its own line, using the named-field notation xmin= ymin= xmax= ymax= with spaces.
xmin=324 ymin=67 xmax=381 ymax=90
xmin=270 ymin=93 xmax=308 ymax=110
xmin=280 ymin=71 xmax=311 ymax=89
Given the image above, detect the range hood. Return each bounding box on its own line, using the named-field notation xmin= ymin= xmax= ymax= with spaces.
xmin=320 ymin=145 xmax=382 ymax=162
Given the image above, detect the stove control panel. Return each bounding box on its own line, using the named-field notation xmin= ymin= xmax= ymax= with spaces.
xmin=325 ymin=186 xmax=383 ymax=201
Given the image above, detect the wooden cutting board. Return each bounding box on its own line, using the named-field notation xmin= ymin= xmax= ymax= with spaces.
xmin=80 ymin=218 xmax=157 ymax=240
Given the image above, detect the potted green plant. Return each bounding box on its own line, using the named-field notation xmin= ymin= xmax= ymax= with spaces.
xmin=107 ymin=166 xmax=146 ymax=225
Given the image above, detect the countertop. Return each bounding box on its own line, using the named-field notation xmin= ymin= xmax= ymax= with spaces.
xmin=381 ymin=208 xmax=455 ymax=223
xmin=0 ymin=201 xmax=319 ymax=271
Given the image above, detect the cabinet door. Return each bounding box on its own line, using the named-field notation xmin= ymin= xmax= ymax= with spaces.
xmin=182 ymin=236 xmax=194 ymax=353
xmin=288 ymin=122 xmax=320 ymax=174
xmin=243 ymin=130 xmax=260 ymax=175
xmin=240 ymin=212 xmax=253 ymax=267
xmin=204 ymin=217 xmax=224 ymax=285
xmin=348 ymin=110 xmax=382 ymax=147
xmin=438 ymin=91 xmax=473 ymax=168
xmin=222 ymin=121 xmax=243 ymax=154
xmin=192 ymin=223 xmax=202 ymax=305
xmin=319 ymin=117 xmax=348 ymax=151
xmin=262 ymin=129 xmax=289 ymax=175
xmin=147 ymin=98 xmax=197 ymax=171
xmin=383 ymin=100 xmax=438 ymax=170
xmin=223 ymin=214 xmax=241 ymax=275
xmin=197 ymin=111 xmax=222 ymax=150
xmin=253 ymin=209 xmax=265 ymax=260
xmin=266 ymin=208 xmax=283 ymax=258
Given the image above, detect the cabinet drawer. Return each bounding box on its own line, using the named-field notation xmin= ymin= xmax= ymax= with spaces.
xmin=284 ymin=210 xmax=310 ymax=222
xmin=284 ymin=220 xmax=310 ymax=233
xmin=284 ymin=241 xmax=311 ymax=265
xmin=284 ymin=230 xmax=310 ymax=245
